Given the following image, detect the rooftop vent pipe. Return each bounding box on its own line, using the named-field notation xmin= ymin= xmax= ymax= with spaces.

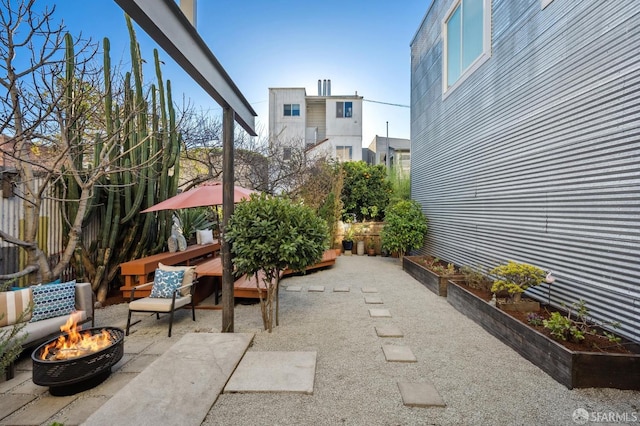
xmin=327 ymin=79 xmax=331 ymax=96
xmin=318 ymin=79 xmax=322 ymax=96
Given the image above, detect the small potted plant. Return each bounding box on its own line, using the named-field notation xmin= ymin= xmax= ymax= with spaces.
xmin=342 ymin=227 xmax=355 ymax=254
xmin=367 ymin=238 xmax=376 ymax=256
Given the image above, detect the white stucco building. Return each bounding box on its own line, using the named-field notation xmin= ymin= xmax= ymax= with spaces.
xmin=268 ymin=80 xmax=363 ymax=162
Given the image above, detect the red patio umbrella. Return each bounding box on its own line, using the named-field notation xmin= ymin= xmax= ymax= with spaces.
xmin=141 ymin=181 xmax=257 ymax=213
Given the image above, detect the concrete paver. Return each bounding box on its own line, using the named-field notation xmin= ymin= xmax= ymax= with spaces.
xmin=224 ymin=351 xmax=316 ymax=395
xmin=397 ymin=381 xmax=446 ymax=407
xmin=375 ymin=325 xmax=404 ymax=337
xmin=308 ymin=285 xmax=325 ymax=292
xmin=0 ymin=394 xmax=76 ymax=425
xmin=86 ymin=372 xmax=138 ymax=397
xmin=83 ymin=332 xmax=253 ymax=426
xmin=364 ymin=295 xmax=383 ymax=304
xmin=285 ymin=286 xmax=302 ymax=292
xmin=369 ymin=308 xmax=391 ymax=318
xmin=117 ymin=353 xmax=158 ymax=373
xmin=47 ymin=395 xmax=110 ymax=426
xmin=0 ymin=394 xmax=36 ymax=422
xmin=382 ymin=345 xmax=417 ymax=362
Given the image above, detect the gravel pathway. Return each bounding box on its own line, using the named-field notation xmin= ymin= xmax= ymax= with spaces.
xmin=24 ymin=255 xmax=639 ymax=426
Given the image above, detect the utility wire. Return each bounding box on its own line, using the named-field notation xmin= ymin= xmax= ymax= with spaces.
xmin=363 ymin=98 xmax=410 ymax=108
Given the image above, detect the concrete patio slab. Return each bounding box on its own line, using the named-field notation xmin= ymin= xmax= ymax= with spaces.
xmin=333 ymin=286 xmax=350 ymax=292
xmin=397 ymin=381 xmax=446 ymax=407
xmin=361 ymin=287 xmax=378 ymax=293
xmin=382 ymin=345 xmax=417 ymax=362
xmin=0 ymin=394 xmax=76 ymax=425
xmin=83 ymin=332 xmax=253 ymax=426
xmin=117 ymin=353 xmax=158 ymax=373
xmin=48 ymin=395 xmax=110 ymax=426
xmin=224 ymin=351 xmax=316 ymax=394
xmin=0 ymin=372 xmax=30 ymax=393
xmin=0 ymin=394 xmax=36 ymax=421
xmin=369 ymin=308 xmax=392 ymax=318
xmin=365 ymin=296 xmax=383 ymax=304
xmin=375 ymin=325 xmax=404 ymax=337
xmin=286 ymin=285 xmax=302 ymax=292
xmin=308 ymin=286 xmax=325 ymax=292
xmin=86 ymin=372 xmax=137 ymax=397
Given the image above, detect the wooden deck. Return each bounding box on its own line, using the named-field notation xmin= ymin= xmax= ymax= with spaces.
xmin=120 ymin=242 xmax=220 ymax=298
xmin=282 ymin=249 xmax=337 ymax=277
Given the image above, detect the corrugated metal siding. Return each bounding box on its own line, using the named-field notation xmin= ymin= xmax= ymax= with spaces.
xmin=0 ymin=177 xmax=97 ymax=284
xmin=410 ymin=0 xmax=640 ymax=342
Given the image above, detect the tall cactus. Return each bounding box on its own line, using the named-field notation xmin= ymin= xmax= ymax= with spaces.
xmin=61 ymin=16 xmax=182 ymax=303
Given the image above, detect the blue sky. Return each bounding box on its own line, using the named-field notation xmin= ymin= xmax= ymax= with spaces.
xmin=37 ymin=1 xmax=430 ymax=147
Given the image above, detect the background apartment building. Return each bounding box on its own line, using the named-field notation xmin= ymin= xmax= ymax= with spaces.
xmin=268 ymin=80 xmax=363 ymax=162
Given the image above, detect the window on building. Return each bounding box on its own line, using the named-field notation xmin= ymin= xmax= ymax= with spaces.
xmin=336 ymin=101 xmax=353 ymax=118
xmin=336 ymin=146 xmax=352 ymax=161
xmin=283 ymin=147 xmax=292 ymax=161
xmin=283 ymin=104 xmax=300 ymax=116
xmin=443 ymin=0 xmax=491 ymax=92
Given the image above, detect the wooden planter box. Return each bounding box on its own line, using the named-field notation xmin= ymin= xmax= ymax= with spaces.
xmin=446 ymin=280 xmax=640 ymax=390
xmin=403 ymin=256 xmax=464 ymax=297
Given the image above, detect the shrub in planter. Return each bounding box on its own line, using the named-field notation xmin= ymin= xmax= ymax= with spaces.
xmin=403 ymin=256 xmax=464 ymax=296
xmin=381 ymin=200 xmax=427 ymax=259
xmin=490 ymin=261 xmax=546 ymax=296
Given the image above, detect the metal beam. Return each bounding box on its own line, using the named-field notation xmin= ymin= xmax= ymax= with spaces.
xmin=115 ymin=0 xmax=257 ymax=136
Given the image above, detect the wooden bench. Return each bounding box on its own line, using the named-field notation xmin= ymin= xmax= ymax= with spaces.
xmin=120 ymin=242 xmax=220 ymax=298
xmin=282 ymin=249 xmax=337 ymax=277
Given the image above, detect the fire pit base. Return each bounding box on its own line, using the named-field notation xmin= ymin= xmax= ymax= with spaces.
xmin=32 ymin=327 xmax=124 ymax=396
xmin=48 ymin=369 xmax=112 ymax=396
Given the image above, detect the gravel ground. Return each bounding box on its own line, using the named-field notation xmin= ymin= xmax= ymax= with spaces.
xmin=93 ymin=255 xmax=639 ymax=426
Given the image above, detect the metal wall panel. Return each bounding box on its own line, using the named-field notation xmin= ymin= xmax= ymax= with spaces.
xmin=411 ymin=0 xmax=640 ymax=342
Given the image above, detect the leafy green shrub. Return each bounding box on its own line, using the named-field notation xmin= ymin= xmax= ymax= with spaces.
xmin=380 ymin=200 xmax=427 ymax=258
xmin=226 ymin=193 xmax=328 ymax=332
xmin=341 ymin=161 xmax=392 ymax=221
xmin=388 ymin=165 xmax=410 ymax=205
xmin=490 ymin=261 xmax=546 ymax=295
xmin=460 ymin=264 xmax=493 ymax=292
xmin=543 ymin=312 xmax=585 ymax=342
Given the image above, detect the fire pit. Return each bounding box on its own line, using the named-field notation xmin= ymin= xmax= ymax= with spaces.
xmin=32 ymin=317 xmax=124 ymax=396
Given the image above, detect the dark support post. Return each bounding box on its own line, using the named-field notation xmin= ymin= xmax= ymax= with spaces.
xmin=221 ymin=106 xmax=235 ymax=332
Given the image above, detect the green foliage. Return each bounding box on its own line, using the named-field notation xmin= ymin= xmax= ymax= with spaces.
xmin=490 ymin=261 xmax=546 ymax=294
xmin=460 ymin=264 xmax=492 ymax=292
xmin=341 ymin=161 xmax=392 ymax=221
xmin=526 ymin=312 xmax=544 ymax=327
xmin=226 ymin=193 xmax=328 ymax=331
xmin=380 ymin=200 xmax=428 ymax=258
xmin=343 ymin=227 xmax=355 ymax=242
xmin=388 ymin=165 xmax=410 ymax=205
xmin=175 ymin=208 xmax=214 ymax=241
xmin=543 ymin=312 xmax=584 ymax=342
xmin=227 ymin=193 xmax=328 ymax=275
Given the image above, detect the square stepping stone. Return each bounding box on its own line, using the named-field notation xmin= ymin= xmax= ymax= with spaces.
xmin=375 ymin=325 xmax=404 ymax=337
xmin=382 ymin=345 xmax=417 ymax=362
xmin=333 ymin=286 xmax=350 ymax=292
xmin=398 ymin=381 xmax=446 ymax=407
xmin=364 ymin=296 xmax=383 ymax=304
xmin=286 ymin=286 xmax=302 ymax=292
xmin=361 ymin=287 xmax=378 ymax=293
xmin=308 ymin=286 xmax=325 ymax=292
xmin=369 ymin=308 xmax=391 ymax=318
xmin=225 ymin=351 xmax=316 ymax=394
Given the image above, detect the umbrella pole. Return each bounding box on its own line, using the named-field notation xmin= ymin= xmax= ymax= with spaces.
xmin=221 ymin=107 xmax=235 ymax=333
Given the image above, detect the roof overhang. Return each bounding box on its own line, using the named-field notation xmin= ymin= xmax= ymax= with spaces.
xmin=115 ymin=0 xmax=257 ymax=136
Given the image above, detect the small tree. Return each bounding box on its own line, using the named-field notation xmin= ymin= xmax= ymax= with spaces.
xmin=490 ymin=261 xmax=546 ymax=295
xmin=341 ymin=161 xmax=392 ymax=221
xmin=381 ymin=200 xmax=428 ymax=259
xmin=225 ymin=193 xmax=328 ymax=332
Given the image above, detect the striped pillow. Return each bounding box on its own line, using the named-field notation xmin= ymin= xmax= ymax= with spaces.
xmin=0 ymin=288 xmax=33 ymax=327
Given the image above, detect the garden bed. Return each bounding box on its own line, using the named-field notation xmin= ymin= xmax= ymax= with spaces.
xmin=403 ymin=255 xmax=464 ymax=297
xmin=446 ymin=280 xmax=640 ymax=390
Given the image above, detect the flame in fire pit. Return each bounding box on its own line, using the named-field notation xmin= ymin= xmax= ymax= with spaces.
xmin=40 ymin=316 xmax=113 ymax=361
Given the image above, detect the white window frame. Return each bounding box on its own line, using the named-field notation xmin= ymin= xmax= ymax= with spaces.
xmin=442 ymin=0 xmax=492 ymax=98
xmin=335 ymin=145 xmax=353 ymax=161
xmin=283 ymin=103 xmax=300 ymax=117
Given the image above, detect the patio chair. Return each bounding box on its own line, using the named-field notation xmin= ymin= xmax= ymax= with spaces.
xmin=125 ymin=268 xmax=197 ymax=337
